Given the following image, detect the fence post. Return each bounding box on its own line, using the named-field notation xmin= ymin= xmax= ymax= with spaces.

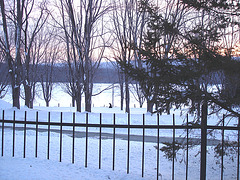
xmin=35 ymin=111 xmax=38 ymax=158
xmin=60 ymin=112 xmax=63 ymax=162
xmin=113 ymin=113 xmax=116 ymax=171
xmin=157 ymin=114 xmax=160 ymax=180
xmin=23 ymin=111 xmax=27 ymax=158
xmin=172 ymin=114 xmax=175 ymax=180
xmin=85 ymin=113 xmax=88 ymax=168
xmin=47 ymin=112 xmax=50 ymax=160
xmin=186 ymin=114 xmax=189 ymax=180
xmin=72 ymin=112 xmax=75 ymax=164
xmin=200 ymin=99 xmax=208 ymax=180
xmin=238 ymin=116 xmax=240 ymax=180
xmin=142 ymin=114 xmax=145 ymax=178
xmin=221 ymin=115 xmax=225 ymax=180
xmin=99 ymin=113 xmax=102 ymax=169
xmin=1 ymin=110 xmax=4 ymax=156
xmin=127 ymin=113 xmax=130 ymax=174
xmin=12 ymin=111 xmax=15 ymax=157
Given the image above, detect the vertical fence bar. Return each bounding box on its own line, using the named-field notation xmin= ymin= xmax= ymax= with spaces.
xmin=99 ymin=113 xmax=102 ymax=169
xmin=60 ymin=112 xmax=63 ymax=162
xmin=23 ymin=111 xmax=27 ymax=158
xmin=1 ymin=110 xmax=4 ymax=156
xmin=127 ymin=113 xmax=130 ymax=174
xmin=142 ymin=114 xmax=145 ymax=178
xmin=186 ymin=114 xmax=189 ymax=180
xmin=157 ymin=113 xmax=160 ymax=180
xmin=237 ymin=116 xmax=240 ymax=180
xmin=12 ymin=111 xmax=15 ymax=157
xmin=72 ymin=112 xmax=75 ymax=164
xmin=35 ymin=111 xmax=38 ymax=158
xmin=200 ymin=99 xmax=207 ymax=180
xmin=47 ymin=112 xmax=50 ymax=160
xmin=172 ymin=114 xmax=175 ymax=180
xmin=113 ymin=113 xmax=116 ymax=171
xmin=85 ymin=113 xmax=88 ymax=168
xmin=221 ymin=115 xmax=225 ymax=180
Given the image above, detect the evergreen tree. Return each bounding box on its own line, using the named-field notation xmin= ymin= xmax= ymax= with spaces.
xmin=120 ymin=0 xmax=240 ymax=116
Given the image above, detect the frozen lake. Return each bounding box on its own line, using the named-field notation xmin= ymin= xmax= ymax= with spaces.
xmin=3 ymin=83 xmax=146 ymax=109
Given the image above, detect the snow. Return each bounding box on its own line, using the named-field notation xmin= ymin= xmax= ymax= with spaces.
xmin=0 ymin=157 xmax=143 ymax=180
xmin=0 ymin=99 xmax=12 ymax=109
xmin=0 ymin=85 xmax=239 ymax=179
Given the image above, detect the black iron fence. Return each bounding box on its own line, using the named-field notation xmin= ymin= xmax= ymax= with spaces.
xmin=0 ymin=110 xmax=240 ymax=180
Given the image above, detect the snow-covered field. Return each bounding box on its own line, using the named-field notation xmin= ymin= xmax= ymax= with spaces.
xmin=3 ymin=83 xmax=148 ymax=108
xmin=0 ymin=83 xmax=239 ymax=180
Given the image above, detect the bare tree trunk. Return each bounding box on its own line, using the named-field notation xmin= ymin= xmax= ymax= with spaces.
xmin=85 ymin=83 xmax=92 ymax=112
xmin=24 ymin=85 xmax=31 ymax=107
xmin=41 ymin=78 xmax=53 ymax=107
xmin=0 ymin=63 xmax=9 ymax=99
xmin=125 ymin=74 xmax=130 ymax=113
xmin=147 ymin=99 xmax=154 ymax=113
xmin=76 ymin=99 xmax=81 ymax=112
xmin=76 ymin=90 xmax=81 ymax=112
xmin=120 ymin=81 xmax=124 ymax=110
xmin=12 ymin=85 xmax=20 ymax=109
xmin=131 ymin=83 xmax=145 ymax=108
xmin=85 ymin=95 xmax=91 ymax=112
xmin=72 ymin=97 xmax=75 ymax=107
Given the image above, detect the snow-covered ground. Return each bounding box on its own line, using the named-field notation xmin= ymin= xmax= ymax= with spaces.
xmin=0 ymin=84 xmax=239 ymax=179
xmin=3 ymin=83 xmax=148 ymax=108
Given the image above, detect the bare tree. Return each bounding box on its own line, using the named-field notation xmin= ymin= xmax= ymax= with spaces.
xmin=0 ymin=0 xmax=25 ymax=108
xmin=22 ymin=0 xmax=49 ymax=108
xmin=111 ymin=0 xmax=148 ymax=113
xmin=56 ymin=0 xmax=110 ymax=112
xmin=41 ymin=62 xmax=53 ymax=107
xmin=0 ymin=0 xmax=50 ymax=108
xmin=108 ymin=59 xmax=124 ymax=110
xmin=131 ymin=83 xmax=145 ymax=108
xmin=25 ymin=28 xmax=48 ymax=108
xmin=111 ymin=0 xmax=133 ymax=113
xmin=40 ymin=32 xmax=60 ymax=107
xmin=0 ymin=50 xmax=9 ymax=98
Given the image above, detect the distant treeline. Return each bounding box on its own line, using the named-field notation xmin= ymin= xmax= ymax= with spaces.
xmin=0 ymin=62 xmax=234 ymax=84
xmin=0 ymin=63 xmax=119 ymax=83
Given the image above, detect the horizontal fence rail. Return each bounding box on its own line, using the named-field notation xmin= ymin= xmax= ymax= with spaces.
xmin=1 ymin=119 xmax=240 ymax=130
xmin=0 ymin=110 xmax=240 ymax=180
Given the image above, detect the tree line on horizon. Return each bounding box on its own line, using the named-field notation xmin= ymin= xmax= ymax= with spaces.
xmin=0 ymin=62 xmax=119 ymax=83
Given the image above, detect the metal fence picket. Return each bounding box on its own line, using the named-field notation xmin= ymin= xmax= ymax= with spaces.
xmin=1 ymin=110 xmax=4 ymax=156
xmin=12 ymin=111 xmax=15 ymax=157
xmin=23 ymin=111 xmax=27 ymax=158
xmin=35 ymin=111 xmax=38 ymax=158
xmin=142 ymin=114 xmax=145 ymax=178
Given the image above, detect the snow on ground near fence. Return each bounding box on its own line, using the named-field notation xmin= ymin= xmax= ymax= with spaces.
xmin=0 ymin=100 xmax=239 ymax=179
xmin=0 ymin=156 xmax=144 ymax=180
xmin=1 ymin=126 xmax=238 ymax=180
